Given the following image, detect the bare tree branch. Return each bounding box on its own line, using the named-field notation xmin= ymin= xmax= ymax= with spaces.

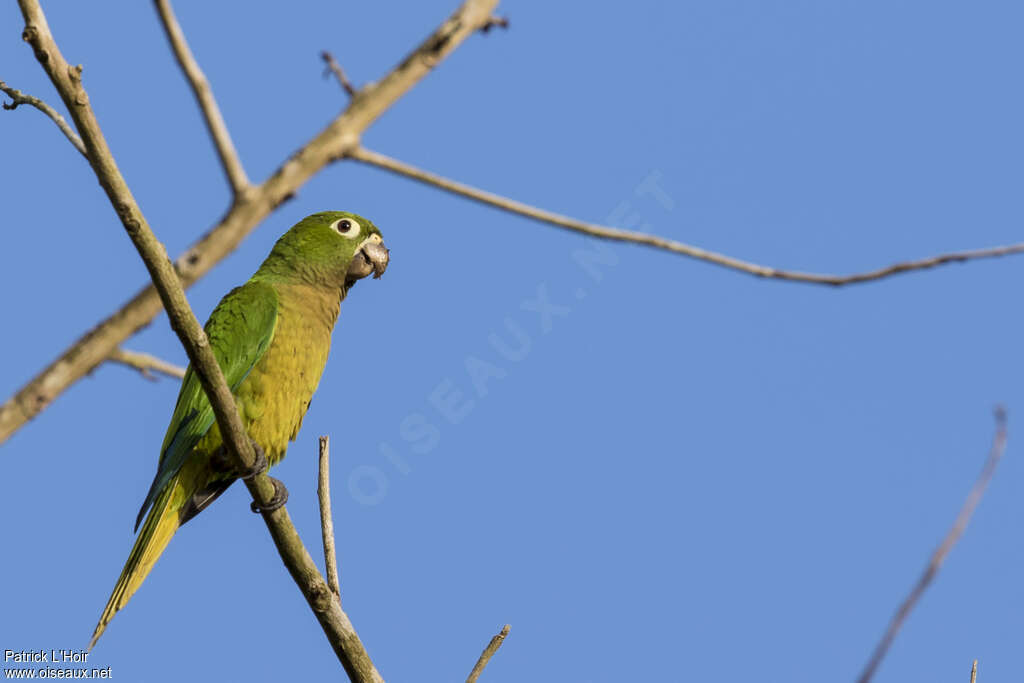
xmin=0 ymin=0 xmax=501 ymax=447
xmin=153 ymin=0 xmax=250 ymax=197
xmin=0 ymin=79 xmax=85 ymax=156
xmin=856 ymin=407 xmax=1008 ymax=683
xmin=349 ymin=146 xmax=1024 ymax=287
xmin=108 ymin=348 xmax=185 ymax=380
xmin=971 ymin=659 xmax=978 ymax=683
xmin=322 ymin=50 xmax=357 ymax=98
xmin=466 ymin=624 xmax=510 ymax=683
xmin=319 ymin=435 xmax=342 ymax=601
xmin=16 ymin=1 xmax=387 ymax=679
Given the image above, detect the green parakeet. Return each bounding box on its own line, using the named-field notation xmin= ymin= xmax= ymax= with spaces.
xmin=89 ymin=211 xmax=389 ymax=648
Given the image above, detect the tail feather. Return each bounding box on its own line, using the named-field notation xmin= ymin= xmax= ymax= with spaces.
xmin=89 ymin=482 xmax=182 ymax=650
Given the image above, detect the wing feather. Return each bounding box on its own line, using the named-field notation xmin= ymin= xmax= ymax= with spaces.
xmin=134 ymin=281 xmax=278 ymax=531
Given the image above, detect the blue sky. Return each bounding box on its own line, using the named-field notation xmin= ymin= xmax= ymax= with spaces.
xmin=2 ymin=1 xmax=1023 ymax=681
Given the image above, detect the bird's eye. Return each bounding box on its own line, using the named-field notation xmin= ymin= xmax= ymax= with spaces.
xmin=331 ymin=217 xmax=361 ymax=238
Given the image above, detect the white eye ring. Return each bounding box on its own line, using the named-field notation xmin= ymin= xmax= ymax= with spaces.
xmin=331 ymin=217 xmax=362 ymax=239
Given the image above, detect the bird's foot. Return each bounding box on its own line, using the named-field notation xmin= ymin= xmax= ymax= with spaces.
xmin=239 ymin=440 xmax=268 ymax=481
xmin=250 ymin=477 xmax=289 ymax=514
xmin=210 ymin=440 xmax=268 ymax=479
xmin=210 ymin=445 xmax=233 ymax=474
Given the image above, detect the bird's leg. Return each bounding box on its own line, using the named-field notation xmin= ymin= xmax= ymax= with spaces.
xmin=210 ymin=439 xmax=267 ymax=479
xmin=250 ymin=477 xmax=289 ymax=514
xmin=209 ymin=445 xmax=234 ymax=474
xmin=236 ymin=440 xmax=286 ymax=513
xmin=239 ymin=440 xmax=269 ymax=480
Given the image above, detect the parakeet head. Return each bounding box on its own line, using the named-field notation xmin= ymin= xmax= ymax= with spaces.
xmin=256 ymin=211 xmax=389 ymax=290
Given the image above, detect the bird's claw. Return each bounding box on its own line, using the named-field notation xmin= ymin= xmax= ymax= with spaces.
xmin=251 ymin=477 xmax=289 ymax=514
xmin=239 ymin=440 xmax=268 ymax=481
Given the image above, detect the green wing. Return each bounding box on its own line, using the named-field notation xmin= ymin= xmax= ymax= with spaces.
xmin=134 ymin=281 xmax=279 ymax=531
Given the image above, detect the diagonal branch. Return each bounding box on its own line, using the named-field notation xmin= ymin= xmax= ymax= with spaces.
xmin=153 ymin=0 xmax=249 ymax=197
xmin=0 ymin=79 xmax=85 ymax=156
xmin=466 ymin=624 xmax=510 ymax=683
xmin=322 ymin=51 xmax=357 ymax=98
xmin=349 ymin=146 xmax=1024 ymax=286
xmin=108 ymin=348 xmax=186 ymax=380
xmin=16 ymin=1 xmax=387 ymax=679
xmin=0 ymin=0 xmax=501 ymax=447
xmin=855 ymin=407 xmax=1008 ymax=683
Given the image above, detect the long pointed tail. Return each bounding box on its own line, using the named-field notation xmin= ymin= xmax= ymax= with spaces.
xmin=89 ymin=482 xmax=182 ymax=649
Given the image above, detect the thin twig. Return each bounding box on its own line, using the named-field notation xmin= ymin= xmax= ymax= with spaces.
xmin=856 ymin=407 xmax=1008 ymax=683
xmin=349 ymin=146 xmax=1024 ymax=287
xmin=153 ymin=0 xmax=250 ymax=197
xmin=108 ymin=348 xmax=186 ymax=380
xmin=319 ymin=435 xmax=342 ymax=600
xmin=971 ymin=660 xmax=978 ymax=683
xmin=480 ymin=16 xmax=509 ymax=33
xmin=0 ymin=80 xmax=85 ymax=156
xmin=322 ymin=51 xmax=357 ymax=98
xmin=466 ymin=624 xmax=510 ymax=683
xmin=0 ymin=0 xmax=501 ymax=447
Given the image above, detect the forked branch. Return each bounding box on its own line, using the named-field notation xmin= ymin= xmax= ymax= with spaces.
xmin=0 ymin=79 xmax=84 ymax=156
xmin=0 ymin=0 xmax=501 ymax=446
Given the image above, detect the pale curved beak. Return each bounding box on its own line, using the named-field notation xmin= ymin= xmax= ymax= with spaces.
xmin=346 ymin=234 xmax=389 ymax=284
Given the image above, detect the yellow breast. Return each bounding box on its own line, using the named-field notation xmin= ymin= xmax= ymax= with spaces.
xmin=236 ymin=283 xmax=340 ymax=464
